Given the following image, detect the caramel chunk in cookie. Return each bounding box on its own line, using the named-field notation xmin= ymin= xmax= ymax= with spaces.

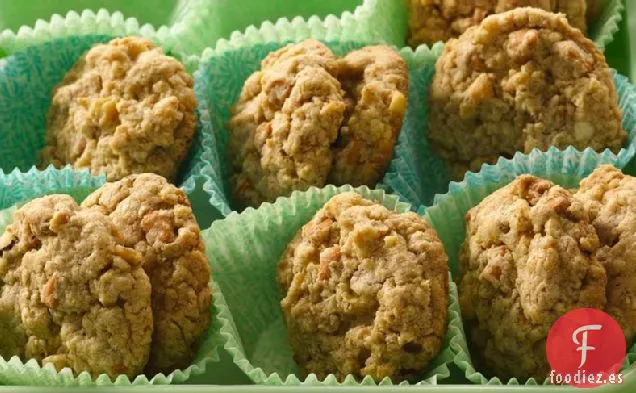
xmin=0 ymin=195 xmax=153 ymax=379
xmin=458 ymin=175 xmax=608 ymax=380
xmin=428 ymin=8 xmax=625 ymax=179
xmin=408 ymin=0 xmax=587 ymax=47
xmin=82 ymin=174 xmax=211 ymax=374
xmin=575 ymin=165 xmax=636 ymax=344
xmin=277 ymin=193 xmax=448 ymax=382
xmin=41 ymin=37 xmax=197 ymax=182
xmin=228 ymin=40 xmax=408 ymax=209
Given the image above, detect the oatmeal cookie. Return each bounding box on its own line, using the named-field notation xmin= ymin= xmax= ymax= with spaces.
xmin=575 ymin=165 xmax=636 ymax=343
xmin=41 ymin=37 xmax=197 ymax=182
xmin=428 ymin=7 xmax=625 ymax=179
xmin=82 ymin=174 xmax=211 ymax=374
xmin=408 ymin=0 xmax=587 ymax=47
xmin=227 ymin=40 xmax=408 ymax=209
xmin=0 ymin=195 xmax=153 ymax=379
xmin=329 ymin=46 xmax=408 ymax=186
xmin=277 ymin=192 xmax=448 ymax=382
xmin=458 ymin=175 xmax=607 ymax=380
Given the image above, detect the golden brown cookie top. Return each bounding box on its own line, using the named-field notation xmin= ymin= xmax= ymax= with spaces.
xmin=428 ymin=7 xmax=625 ymax=179
xmin=82 ymin=173 xmax=211 ymax=375
xmin=408 ymin=0 xmax=587 ymax=47
xmin=41 ymin=36 xmax=197 ymax=182
xmin=328 ymin=46 xmax=408 ymax=186
xmin=277 ymin=192 xmax=448 ymax=382
xmin=575 ymin=165 xmax=636 ymax=342
xmin=227 ymin=40 xmax=408 ymax=209
xmin=0 ymin=195 xmax=153 ymax=379
xmin=459 ymin=175 xmax=607 ymax=380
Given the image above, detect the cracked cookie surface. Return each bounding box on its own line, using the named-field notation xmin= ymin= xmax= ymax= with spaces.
xmin=227 ymin=40 xmax=408 ymax=209
xmin=82 ymin=173 xmax=211 ymax=375
xmin=277 ymin=192 xmax=448 ymax=382
xmin=428 ymin=8 xmax=625 ymax=179
xmin=575 ymin=165 xmax=636 ymax=344
xmin=41 ymin=37 xmax=197 ymax=182
xmin=458 ymin=174 xmax=614 ymax=381
xmin=0 ymin=195 xmax=153 ymax=379
xmin=408 ymin=0 xmax=587 ymax=47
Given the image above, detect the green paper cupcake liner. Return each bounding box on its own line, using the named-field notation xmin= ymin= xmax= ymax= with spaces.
xmin=0 ymin=35 xmax=218 ymax=217
xmin=589 ymin=0 xmax=625 ymax=50
xmin=201 ymin=184 xmax=462 ymax=386
xmin=419 ymin=149 xmax=636 ymax=385
xmin=173 ymin=0 xmax=621 ymax=59
xmin=0 ymin=165 xmax=224 ymax=386
xmin=194 ymin=40 xmax=440 ymax=215
xmin=383 ymin=65 xmax=636 ymax=209
xmin=171 ymin=0 xmax=407 ymax=58
xmin=0 ymin=8 xmax=159 ymax=58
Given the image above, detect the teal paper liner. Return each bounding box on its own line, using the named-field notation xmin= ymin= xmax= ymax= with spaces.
xmin=0 ymin=35 xmax=218 ymax=216
xmin=194 ymin=40 xmax=441 ymax=215
xmin=419 ymin=149 xmax=636 ymax=385
xmin=0 ymin=165 xmax=223 ymax=386
xmin=201 ymin=185 xmax=461 ymax=385
xmin=383 ymin=65 xmax=636 ymax=209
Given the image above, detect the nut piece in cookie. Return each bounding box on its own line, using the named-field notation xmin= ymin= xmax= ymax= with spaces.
xmin=458 ymin=175 xmax=606 ymax=381
xmin=428 ymin=7 xmax=625 ymax=179
xmin=227 ymin=39 xmax=408 ymax=209
xmin=82 ymin=173 xmax=211 ymax=375
xmin=407 ymin=0 xmax=587 ymax=47
xmin=575 ymin=165 xmax=636 ymax=344
xmin=41 ymin=37 xmax=198 ymax=182
xmin=277 ymin=192 xmax=449 ymax=382
xmin=0 ymin=195 xmax=153 ymax=379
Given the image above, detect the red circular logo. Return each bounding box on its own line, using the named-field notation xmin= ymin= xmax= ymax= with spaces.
xmin=546 ymin=308 xmax=626 ymax=388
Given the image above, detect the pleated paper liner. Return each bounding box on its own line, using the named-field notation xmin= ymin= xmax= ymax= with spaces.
xmin=383 ymin=64 xmax=636 ymax=209
xmin=194 ymin=40 xmax=441 ymax=216
xmin=419 ymin=148 xmax=636 ymax=385
xmin=201 ymin=184 xmax=462 ymax=386
xmin=171 ymin=0 xmax=406 ymax=58
xmin=0 ymin=34 xmax=220 ymax=219
xmin=0 ymin=8 xmax=154 ymax=58
xmin=0 ymin=165 xmax=225 ymax=386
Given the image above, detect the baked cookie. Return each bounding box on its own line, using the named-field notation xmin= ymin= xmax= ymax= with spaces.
xmin=82 ymin=174 xmax=211 ymax=375
xmin=41 ymin=37 xmax=197 ymax=182
xmin=0 ymin=195 xmax=153 ymax=379
xmin=575 ymin=165 xmax=636 ymax=344
xmin=428 ymin=8 xmax=626 ymax=179
xmin=227 ymin=40 xmax=408 ymax=209
xmin=277 ymin=192 xmax=448 ymax=382
xmin=458 ymin=175 xmax=607 ymax=380
xmin=408 ymin=0 xmax=587 ymax=47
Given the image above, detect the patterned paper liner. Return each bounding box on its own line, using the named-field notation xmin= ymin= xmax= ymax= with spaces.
xmin=194 ymin=40 xmax=441 ymax=215
xmin=172 ymin=0 xmax=406 ymax=58
xmin=419 ymin=148 xmax=636 ymax=385
xmin=0 ymin=34 xmax=219 ymax=221
xmin=383 ymin=65 xmax=636 ymax=209
xmin=175 ymin=0 xmax=621 ymax=60
xmin=0 ymin=165 xmax=223 ymax=385
xmin=202 ymin=184 xmax=463 ymax=385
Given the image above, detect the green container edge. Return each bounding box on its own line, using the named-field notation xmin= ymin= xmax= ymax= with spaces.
xmin=0 ymin=0 xmax=634 ymax=390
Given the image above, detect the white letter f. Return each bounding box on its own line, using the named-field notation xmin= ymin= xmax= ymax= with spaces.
xmin=572 ymin=324 xmax=602 ymax=368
